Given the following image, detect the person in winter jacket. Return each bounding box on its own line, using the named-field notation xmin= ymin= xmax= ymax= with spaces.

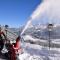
xmin=0 ymin=26 xmax=6 ymax=51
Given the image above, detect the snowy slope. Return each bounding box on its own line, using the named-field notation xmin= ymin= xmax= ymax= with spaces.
xmin=23 ymin=35 xmax=60 ymax=48
xmin=19 ymin=42 xmax=60 ymax=60
xmin=19 ymin=31 xmax=60 ymax=60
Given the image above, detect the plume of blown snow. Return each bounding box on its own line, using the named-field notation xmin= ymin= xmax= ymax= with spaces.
xmin=30 ymin=0 xmax=50 ymax=20
xmin=21 ymin=0 xmax=60 ymax=35
xmin=21 ymin=19 xmax=32 ymax=35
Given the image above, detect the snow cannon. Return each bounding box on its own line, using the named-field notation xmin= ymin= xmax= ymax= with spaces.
xmin=8 ymin=36 xmax=23 ymax=60
xmin=13 ymin=36 xmax=23 ymax=54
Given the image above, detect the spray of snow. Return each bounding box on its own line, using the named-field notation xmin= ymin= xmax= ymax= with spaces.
xmin=21 ymin=0 xmax=60 ymax=35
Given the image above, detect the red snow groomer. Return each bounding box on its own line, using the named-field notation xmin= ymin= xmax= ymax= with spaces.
xmin=8 ymin=36 xmax=23 ymax=60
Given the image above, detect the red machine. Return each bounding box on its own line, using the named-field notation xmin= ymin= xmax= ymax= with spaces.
xmin=13 ymin=36 xmax=22 ymax=53
xmin=8 ymin=36 xmax=22 ymax=60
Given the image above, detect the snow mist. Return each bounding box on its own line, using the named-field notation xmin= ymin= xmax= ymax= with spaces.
xmin=21 ymin=0 xmax=60 ymax=35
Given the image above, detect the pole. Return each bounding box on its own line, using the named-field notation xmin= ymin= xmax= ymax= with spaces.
xmin=49 ymin=31 xmax=50 ymax=50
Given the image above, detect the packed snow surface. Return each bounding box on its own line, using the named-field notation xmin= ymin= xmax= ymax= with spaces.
xmin=18 ymin=42 xmax=60 ymax=60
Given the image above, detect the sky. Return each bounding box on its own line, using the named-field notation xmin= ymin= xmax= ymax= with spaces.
xmin=0 ymin=0 xmax=41 ymax=28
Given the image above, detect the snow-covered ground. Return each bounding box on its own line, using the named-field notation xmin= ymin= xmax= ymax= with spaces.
xmin=0 ymin=33 xmax=60 ymax=60
xmin=0 ymin=36 xmax=60 ymax=60
xmin=16 ymin=33 xmax=60 ymax=60
xmin=23 ymin=35 xmax=48 ymax=42
xmin=18 ymin=42 xmax=60 ymax=60
xmin=23 ymin=35 xmax=60 ymax=44
xmin=51 ymin=39 xmax=60 ymax=44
